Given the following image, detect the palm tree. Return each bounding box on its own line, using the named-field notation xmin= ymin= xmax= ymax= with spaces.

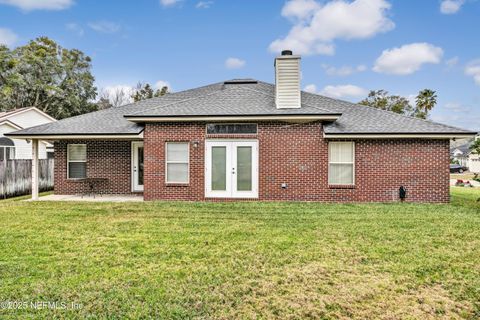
xmin=415 ymin=89 xmax=437 ymax=118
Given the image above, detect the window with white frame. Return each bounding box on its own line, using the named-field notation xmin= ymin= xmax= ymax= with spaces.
xmin=0 ymin=137 xmax=15 ymax=161
xmin=0 ymin=147 xmax=15 ymax=161
xmin=328 ymin=142 xmax=355 ymax=185
xmin=67 ymin=144 xmax=87 ymax=179
xmin=166 ymin=142 xmax=189 ymax=183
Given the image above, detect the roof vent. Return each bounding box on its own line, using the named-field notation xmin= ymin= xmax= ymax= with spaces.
xmin=224 ymin=79 xmax=258 ymax=85
xmin=275 ymin=50 xmax=301 ymax=109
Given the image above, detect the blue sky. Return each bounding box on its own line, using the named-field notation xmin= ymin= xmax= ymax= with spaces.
xmin=0 ymin=0 xmax=479 ymax=131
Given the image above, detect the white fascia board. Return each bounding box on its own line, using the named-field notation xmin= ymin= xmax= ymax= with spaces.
xmin=0 ymin=107 xmax=56 ymax=123
xmin=0 ymin=120 xmax=23 ymax=130
xmin=324 ymin=133 xmax=476 ymax=139
xmin=126 ymin=115 xmax=340 ymax=122
xmin=5 ymin=133 xmax=144 ymax=140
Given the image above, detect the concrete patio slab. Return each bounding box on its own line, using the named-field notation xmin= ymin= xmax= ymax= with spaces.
xmin=30 ymin=194 xmax=144 ymax=202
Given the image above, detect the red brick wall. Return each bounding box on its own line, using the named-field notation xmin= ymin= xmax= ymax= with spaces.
xmin=143 ymin=122 xmax=450 ymax=203
xmin=53 ymin=123 xmax=450 ymax=202
xmin=54 ymin=140 xmax=134 ymax=195
xmin=144 ymin=123 xmax=206 ymax=201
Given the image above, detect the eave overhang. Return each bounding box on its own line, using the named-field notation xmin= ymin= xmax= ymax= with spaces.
xmin=323 ymin=132 xmax=477 ymax=139
xmin=124 ymin=114 xmax=342 ymax=123
xmin=4 ymin=132 xmax=144 ymax=140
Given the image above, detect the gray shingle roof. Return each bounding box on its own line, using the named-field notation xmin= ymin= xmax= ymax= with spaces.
xmin=125 ymin=81 xmax=338 ymax=117
xmin=7 ymin=79 xmax=476 ymax=136
xmin=451 ymin=142 xmax=473 ymax=155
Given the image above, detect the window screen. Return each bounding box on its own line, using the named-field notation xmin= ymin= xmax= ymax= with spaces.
xmin=166 ymin=142 xmax=189 ymax=183
xmin=67 ymin=144 xmax=86 ymax=179
xmin=328 ymin=142 xmax=354 ymax=185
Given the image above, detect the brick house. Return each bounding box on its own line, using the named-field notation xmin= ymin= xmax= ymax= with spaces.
xmin=8 ymin=51 xmax=476 ymax=202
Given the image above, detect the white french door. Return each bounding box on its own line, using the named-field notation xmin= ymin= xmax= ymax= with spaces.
xmin=131 ymin=142 xmax=144 ymax=192
xmin=205 ymin=140 xmax=258 ymax=198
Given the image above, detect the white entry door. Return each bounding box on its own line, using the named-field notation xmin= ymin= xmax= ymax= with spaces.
xmin=205 ymin=140 xmax=258 ymax=198
xmin=132 ymin=142 xmax=144 ymax=192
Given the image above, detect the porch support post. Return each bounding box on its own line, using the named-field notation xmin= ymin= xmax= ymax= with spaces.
xmin=31 ymin=139 xmax=39 ymax=200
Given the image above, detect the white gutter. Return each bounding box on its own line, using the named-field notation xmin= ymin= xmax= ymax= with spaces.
xmin=125 ymin=115 xmax=341 ymax=122
xmin=5 ymin=133 xmax=144 ymax=140
xmin=323 ymin=133 xmax=476 ymax=139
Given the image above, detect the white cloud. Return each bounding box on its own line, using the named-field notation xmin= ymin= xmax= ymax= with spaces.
xmin=281 ymin=0 xmax=319 ymax=21
xmin=269 ymin=0 xmax=394 ymax=55
xmin=432 ymin=101 xmax=480 ymax=131
xmin=465 ymin=60 xmax=480 ymax=86
xmin=196 ymin=1 xmax=213 ymax=9
xmin=373 ymin=43 xmax=443 ymax=75
xmin=225 ymin=57 xmax=246 ymax=69
xmin=445 ymin=56 xmax=459 ymax=67
xmin=0 ymin=0 xmax=73 ymax=10
xmin=0 ymin=28 xmax=18 ymax=47
xmin=88 ymin=21 xmax=121 ymax=34
xmin=160 ymin=0 xmax=181 ymax=7
xmin=65 ymin=23 xmax=84 ymax=36
xmin=319 ymin=84 xmax=368 ymax=99
xmin=304 ymin=84 xmax=318 ymax=93
xmin=154 ymin=80 xmax=171 ymax=91
xmin=440 ymin=0 xmax=464 ymax=14
xmin=444 ymin=102 xmax=468 ymax=112
xmin=322 ymin=64 xmax=367 ymax=76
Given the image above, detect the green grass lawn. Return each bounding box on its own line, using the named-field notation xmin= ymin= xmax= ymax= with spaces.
xmin=0 ymin=188 xmax=479 ymax=319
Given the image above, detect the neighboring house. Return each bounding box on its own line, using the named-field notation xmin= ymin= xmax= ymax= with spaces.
xmin=7 ymin=51 xmax=477 ymax=203
xmin=0 ymin=107 xmax=56 ymax=160
xmin=451 ymin=135 xmax=480 ymax=173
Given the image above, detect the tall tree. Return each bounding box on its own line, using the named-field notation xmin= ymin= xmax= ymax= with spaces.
xmin=98 ymin=87 xmax=133 ymax=108
xmin=359 ymin=89 xmax=437 ymax=119
xmin=359 ymin=90 xmax=413 ymax=115
xmin=96 ymin=97 xmax=113 ymax=110
xmin=0 ymin=37 xmax=97 ymax=119
xmin=470 ymin=137 xmax=480 ymax=155
xmin=414 ymin=89 xmax=437 ymax=119
xmin=132 ymin=82 xmax=168 ymax=102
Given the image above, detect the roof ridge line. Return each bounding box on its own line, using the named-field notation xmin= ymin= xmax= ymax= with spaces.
xmin=239 ymin=85 xmax=335 ymax=114
xmin=125 ymin=87 xmax=226 ymax=117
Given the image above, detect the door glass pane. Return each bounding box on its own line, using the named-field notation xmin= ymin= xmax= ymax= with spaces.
xmin=212 ymin=146 xmax=226 ymax=191
xmin=138 ymin=147 xmax=144 ymax=185
xmin=237 ymin=146 xmax=252 ymax=191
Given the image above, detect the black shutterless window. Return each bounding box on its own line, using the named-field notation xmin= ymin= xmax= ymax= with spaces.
xmin=206 ymin=124 xmax=257 ymax=134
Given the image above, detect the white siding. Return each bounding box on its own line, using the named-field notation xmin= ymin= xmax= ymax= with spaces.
xmin=0 ymin=110 xmax=53 ymax=159
xmin=468 ymin=154 xmax=480 ymax=173
xmin=0 ymin=123 xmax=17 ymax=136
xmin=7 ymin=109 xmax=53 ymax=128
xmin=275 ymin=56 xmax=301 ymax=109
xmin=12 ymin=139 xmax=48 ymax=159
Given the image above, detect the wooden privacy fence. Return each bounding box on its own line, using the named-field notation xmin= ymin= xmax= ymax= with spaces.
xmin=0 ymin=159 xmax=54 ymax=199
